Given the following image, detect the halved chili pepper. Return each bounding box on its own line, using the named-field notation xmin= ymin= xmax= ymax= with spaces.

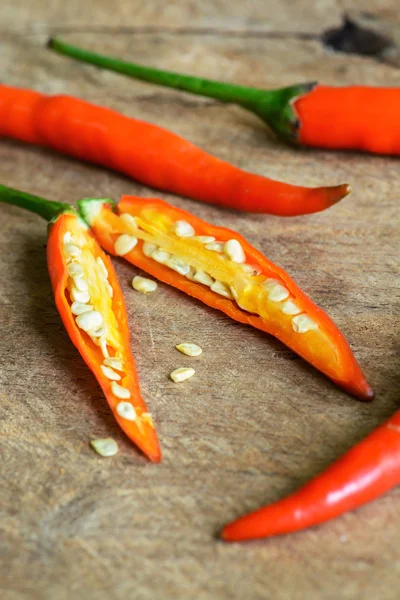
xmin=222 ymin=409 xmax=400 ymax=542
xmin=48 ymin=38 xmax=400 ymax=154
xmin=0 ymin=84 xmax=349 ymax=216
xmin=0 ymin=184 xmax=161 ymax=462
xmin=78 ymin=195 xmax=373 ymax=401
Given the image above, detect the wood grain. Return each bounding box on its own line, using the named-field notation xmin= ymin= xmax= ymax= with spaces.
xmin=0 ymin=2 xmax=399 ymax=599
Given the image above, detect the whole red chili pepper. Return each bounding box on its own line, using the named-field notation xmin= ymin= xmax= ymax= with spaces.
xmin=48 ymin=38 xmax=400 ymax=155
xmin=78 ymin=195 xmax=373 ymax=401
xmin=0 ymin=84 xmax=349 ymax=216
xmin=222 ymin=409 xmax=400 ymax=542
xmin=0 ymin=184 xmax=161 ymax=462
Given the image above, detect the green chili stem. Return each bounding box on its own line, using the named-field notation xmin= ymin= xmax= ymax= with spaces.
xmin=48 ymin=38 xmax=317 ymax=142
xmin=0 ymin=184 xmax=70 ymax=221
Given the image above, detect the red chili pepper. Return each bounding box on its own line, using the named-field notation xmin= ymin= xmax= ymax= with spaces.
xmin=0 ymin=184 xmax=161 ymax=462
xmin=48 ymin=38 xmax=400 ymax=155
xmin=222 ymin=409 xmax=400 ymax=542
xmin=78 ymin=195 xmax=373 ymax=401
xmin=0 ymin=84 xmax=350 ymax=216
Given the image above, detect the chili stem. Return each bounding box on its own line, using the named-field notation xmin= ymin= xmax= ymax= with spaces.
xmin=48 ymin=38 xmax=316 ymax=142
xmin=0 ymin=183 xmax=69 ymax=221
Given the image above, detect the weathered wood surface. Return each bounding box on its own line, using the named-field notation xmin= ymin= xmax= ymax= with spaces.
xmin=1 ymin=2 xmax=399 ymax=599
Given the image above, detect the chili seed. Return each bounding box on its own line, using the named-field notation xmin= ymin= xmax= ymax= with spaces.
xmin=141 ymin=412 xmax=154 ymax=428
xmin=115 ymin=234 xmax=138 ymax=256
xmin=75 ymin=310 xmax=103 ymax=332
xmin=64 ymin=243 xmax=81 ymax=258
xmin=224 ymin=239 xmax=245 ymax=263
xmin=63 ymin=232 xmax=72 ymax=244
xmin=210 ymin=280 xmax=233 ymax=298
xmin=120 ymin=213 xmax=138 ymax=231
xmin=170 ymin=367 xmax=195 ymax=383
xmin=96 ymin=256 xmax=108 ymax=278
xmin=143 ymin=242 xmax=158 ymax=257
xmin=105 ymin=281 xmax=114 ymax=298
xmin=176 ymin=343 xmax=202 ymax=357
xmin=166 ymin=256 xmax=190 ymax=275
xmin=241 ymin=263 xmax=261 ymax=276
xmin=151 ymin=249 xmax=171 ymax=264
xmin=193 ymin=270 xmax=214 ymax=286
xmin=192 ymin=236 xmax=216 ymax=244
xmin=99 ymin=336 xmax=109 ymax=359
xmin=174 ymin=220 xmax=195 ymax=238
xmin=103 ymin=357 xmax=125 ymax=371
xmin=292 ymin=314 xmax=318 ymax=333
xmin=264 ymin=280 xmax=290 ymax=302
xmin=90 ymin=438 xmax=119 ymax=457
xmin=101 ymin=365 xmax=121 ymax=381
xmin=71 ymin=301 xmax=94 ymax=315
xmin=132 ymin=276 xmax=158 ymax=294
xmin=70 ymin=286 xmax=90 ymax=303
xmin=72 ymin=274 xmax=89 ymax=292
xmin=116 ymin=400 xmax=136 ymax=420
xmin=67 ymin=263 xmax=84 ymax=277
xmin=185 ymin=266 xmax=197 ymax=281
xmin=205 ymin=242 xmax=224 ymax=253
xmin=88 ymin=325 xmax=106 ymax=338
xmin=281 ymin=299 xmax=302 ymax=315
xmin=111 ymin=381 xmax=131 ymax=400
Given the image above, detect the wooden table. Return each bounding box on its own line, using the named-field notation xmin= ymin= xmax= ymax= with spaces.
xmin=1 ymin=2 xmax=399 ymax=599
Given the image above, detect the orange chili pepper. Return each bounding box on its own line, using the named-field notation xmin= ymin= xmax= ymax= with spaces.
xmin=48 ymin=38 xmax=400 ymax=155
xmin=222 ymin=409 xmax=400 ymax=542
xmin=0 ymin=184 xmax=161 ymax=462
xmin=0 ymin=84 xmax=349 ymax=216
xmin=79 ymin=195 xmax=373 ymax=401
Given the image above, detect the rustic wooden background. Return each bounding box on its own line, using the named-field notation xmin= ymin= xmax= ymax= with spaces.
xmin=1 ymin=2 xmax=399 ymax=599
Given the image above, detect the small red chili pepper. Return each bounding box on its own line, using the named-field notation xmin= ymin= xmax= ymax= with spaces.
xmin=48 ymin=38 xmax=400 ymax=155
xmin=0 ymin=184 xmax=161 ymax=462
xmin=78 ymin=195 xmax=373 ymax=401
xmin=222 ymin=409 xmax=400 ymax=542
xmin=0 ymin=84 xmax=349 ymax=216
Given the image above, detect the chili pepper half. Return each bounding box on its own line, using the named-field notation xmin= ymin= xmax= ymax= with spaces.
xmin=48 ymin=38 xmax=400 ymax=155
xmin=222 ymin=409 xmax=400 ymax=542
xmin=0 ymin=84 xmax=349 ymax=216
xmin=0 ymin=184 xmax=161 ymax=462
xmin=79 ymin=195 xmax=373 ymax=401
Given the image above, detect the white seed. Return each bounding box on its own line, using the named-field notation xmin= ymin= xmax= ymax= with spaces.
xmin=210 ymin=280 xmax=233 ymax=299
xmin=185 ymin=266 xmax=197 ymax=281
xmin=99 ymin=335 xmax=109 ymax=359
xmin=292 ymin=314 xmax=319 ymax=333
xmin=67 ymin=262 xmax=84 ymax=277
xmin=176 ymin=343 xmax=202 ymax=357
xmin=166 ymin=256 xmax=190 ymax=276
xmin=224 ymin=239 xmax=246 ymax=263
xmin=240 ymin=263 xmax=261 ymax=276
xmin=63 ymin=232 xmax=72 ymax=244
xmin=193 ymin=269 xmax=214 ymax=286
xmin=116 ymin=400 xmax=136 ymax=420
xmin=101 ymin=365 xmax=121 ymax=381
xmin=143 ymin=242 xmax=158 ymax=257
xmin=105 ymin=281 xmax=114 ymax=298
xmin=88 ymin=325 xmax=106 ymax=338
xmin=72 ymin=274 xmax=89 ymax=292
xmin=281 ymin=299 xmax=302 ymax=316
xmin=114 ymin=234 xmax=138 ymax=256
xmin=170 ymin=367 xmax=195 ymax=383
xmin=70 ymin=286 xmax=90 ymax=303
xmin=64 ymin=243 xmax=81 ymax=259
xmin=174 ymin=220 xmax=195 ymax=238
xmin=104 ymin=357 xmax=125 ymax=371
xmin=75 ymin=310 xmax=103 ymax=332
xmin=264 ymin=280 xmax=290 ymax=302
xmin=90 ymin=438 xmax=119 ymax=457
xmin=71 ymin=302 xmax=94 ymax=315
xmin=141 ymin=412 xmax=154 ymax=428
xmin=192 ymin=236 xmax=216 ymax=244
xmin=132 ymin=276 xmax=158 ymax=294
xmin=120 ymin=213 xmax=138 ymax=231
xmin=229 ymin=286 xmax=239 ymax=301
xmin=112 ymin=382 xmax=131 ymax=400
xmin=151 ymin=249 xmax=171 ymax=264
xmin=205 ymin=242 xmax=224 ymax=253
xmin=96 ymin=256 xmax=108 ymax=278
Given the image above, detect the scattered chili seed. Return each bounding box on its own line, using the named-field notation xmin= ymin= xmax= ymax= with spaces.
xmin=175 ymin=343 xmax=202 ymax=357
xmin=90 ymin=438 xmax=119 ymax=457
xmin=132 ymin=275 xmax=158 ymax=294
xmin=170 ymin=367 xmax=195 ymax=383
